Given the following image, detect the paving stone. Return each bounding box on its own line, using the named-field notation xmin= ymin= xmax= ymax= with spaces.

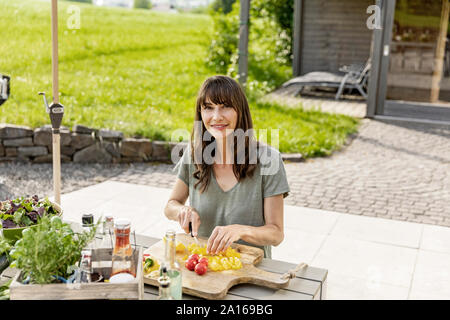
xmin=73 ymin=143 xmax=112 ymax=164
xmin=61 ymin=145 xmax=76 ymax=157
xmin=3 ymin=137 xmax=33 ymax=147
xmin=103 ymin=141 xmax=121 ymax=159
xmin=120 ymin=138 xmax=152 ymax=160
xmin=34 ymin=126 xmax=71 ymax=147
xmin=72 ymin=124 xmax=96 ymax=134
xmin=5 ymin=147 xmax=17 ymax=157
xmin=17 ymin=146 xmax=48 ymax=157
xmin=71 ymin=133 xmax=95 ymax=150
xmin=0 ymin=157 xmax=19 ymax=162
xmin=98 ymin=129 xmax=124 ymax=141
xmin=151 ymin=141 xmax=170 ymax=161
xmin=0 ymin=124 xmax=33 ymax=139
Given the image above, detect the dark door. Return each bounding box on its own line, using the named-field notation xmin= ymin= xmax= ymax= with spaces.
xmin=369 ymin=0 xmax=450 ymax=123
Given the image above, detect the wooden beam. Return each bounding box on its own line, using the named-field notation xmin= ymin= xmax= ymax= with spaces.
xmin=51 ymin=0 xmax=59 ymax=104
xmin=238 ymin=0 xmax=250 ymax=87
xmin=51 ymin=0 xmax=61 ymax=206
xmin=367 ymin=0 xmax=396 ymax=117
xmin=292 ymin=0 xmax=303 ymax=76
xmin=375 ymin=0 xmax=396 ymax=116
xmin=430 ymin=0 xmax=450 ymax=102
xmin=366 ymin=0 xmax=384 ymax=118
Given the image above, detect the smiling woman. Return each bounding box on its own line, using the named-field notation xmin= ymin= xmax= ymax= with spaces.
xmin=164 ymin=75 xmax=290 ymax=259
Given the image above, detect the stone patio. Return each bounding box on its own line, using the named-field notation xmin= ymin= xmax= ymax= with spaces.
xmin=55 ymin=180 xmax=450 ymax=299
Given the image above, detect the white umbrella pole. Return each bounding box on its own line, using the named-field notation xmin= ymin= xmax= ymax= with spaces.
xmin=51 ymin=0 xmax=61 ymax=205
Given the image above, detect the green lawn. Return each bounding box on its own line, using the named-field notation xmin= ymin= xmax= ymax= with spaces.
xmin=0 ymin=0 xmax=359 ymax=157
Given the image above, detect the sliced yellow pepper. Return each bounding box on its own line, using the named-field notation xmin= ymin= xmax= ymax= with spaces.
xmin=185 ymin=243 xmax=243 ymax=271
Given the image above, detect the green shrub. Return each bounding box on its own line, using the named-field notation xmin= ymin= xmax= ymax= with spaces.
xmin=134 ymin=0 xmax=152 ymax=10
xmin=211 ymin=0 xmax=236 ymax=14
xmin=206 ymin=2 xmax=240 ymax=74
xmin=206 ymin=0 xmax=293 ymax=97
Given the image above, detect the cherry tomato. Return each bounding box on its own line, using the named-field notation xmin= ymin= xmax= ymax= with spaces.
xmin=185 ymin=259 xmax=197 ymax=271
xmin=195 ymin=262 xmax=208 ymax=275
xmin=198 ymin=257 xmax=208 ymax=266
xmin=189 ymin=254 xmax=200 ymax=262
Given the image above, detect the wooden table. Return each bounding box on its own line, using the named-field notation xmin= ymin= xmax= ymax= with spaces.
xmin=0 ymin=230 xmax=328 ymax=300
xmin=142 ymin=233 xmax=327 ymax=300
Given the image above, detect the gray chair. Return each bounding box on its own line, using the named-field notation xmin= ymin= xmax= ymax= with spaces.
xmin=282 ymin=60 xmax=371 ymax=100
xmin=0 ymin=75 xmax=10 ymax=106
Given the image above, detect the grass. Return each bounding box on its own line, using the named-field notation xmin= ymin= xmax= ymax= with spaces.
xmin=0 ymin=0 xmax=360 ymax=157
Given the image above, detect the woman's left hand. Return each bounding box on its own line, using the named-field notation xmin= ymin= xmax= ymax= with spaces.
xmin=207 ymin=225 xmax=243 ymax=255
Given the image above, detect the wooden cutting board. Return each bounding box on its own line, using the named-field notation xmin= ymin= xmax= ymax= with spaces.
xmin=143 ymin=233 xmax=290 ymax=299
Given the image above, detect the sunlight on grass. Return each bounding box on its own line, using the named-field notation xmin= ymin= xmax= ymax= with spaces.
xmin=0 ymin=0 xmax=360 ymax=157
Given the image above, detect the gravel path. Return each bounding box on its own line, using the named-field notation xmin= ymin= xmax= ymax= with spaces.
xmin=0 ymin=162 xmax=131 ymax=200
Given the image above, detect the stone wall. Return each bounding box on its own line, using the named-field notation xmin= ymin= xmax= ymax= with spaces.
xmin=0 ymin=124 xmax=187 ymax=164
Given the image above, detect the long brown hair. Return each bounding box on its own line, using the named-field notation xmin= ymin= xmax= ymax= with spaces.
xmin=191 ymin=75 xmax=259 ymax=193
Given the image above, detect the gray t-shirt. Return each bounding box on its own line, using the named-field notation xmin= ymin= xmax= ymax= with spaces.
xmin=174 ymin=144 xmax=290 ymax=258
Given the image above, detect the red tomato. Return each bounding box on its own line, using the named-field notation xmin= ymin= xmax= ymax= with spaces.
xmin=189 ymin=254 xmax=200 ymax=262
xmin=198 ymin=257 xmax=208 ymax=266
xmin=185 ymin=259 xmax=196 ymax=271
xmin=195 ymin=262 xmax=207 ymax=275
xmin=143 ymin=254 xmax=151 ymax=262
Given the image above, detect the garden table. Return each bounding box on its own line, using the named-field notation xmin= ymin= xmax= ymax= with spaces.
xmin=0 ymin=224 xmax=328 ymax=300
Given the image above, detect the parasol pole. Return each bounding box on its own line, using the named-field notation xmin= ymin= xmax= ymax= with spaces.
xmin=40 ymin=0 xmax=64 ymax=206
xmin=51 ymin=0 xmax=61 ymax=206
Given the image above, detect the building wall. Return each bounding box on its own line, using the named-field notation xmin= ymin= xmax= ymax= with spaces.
xmin=300 ymin=0 xmax=374 ymax=74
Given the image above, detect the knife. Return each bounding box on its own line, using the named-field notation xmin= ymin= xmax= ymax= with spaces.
xmin=188 ymin=221 xmax=199 ymax=244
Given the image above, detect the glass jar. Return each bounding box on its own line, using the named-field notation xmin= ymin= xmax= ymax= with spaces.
xmin=110 ymin=218 xmax=135 ymax=283
xmin=99 ymin=215 xmax=114 ymax=249
xmin=81 ymin=213 xmax=96 ymax=249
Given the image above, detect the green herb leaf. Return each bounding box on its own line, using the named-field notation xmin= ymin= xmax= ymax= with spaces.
xmin=9 ymin=216 xmax=100 ymax=284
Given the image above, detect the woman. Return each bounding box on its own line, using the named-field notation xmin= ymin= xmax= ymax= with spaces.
xmin=164 ymin=75 xmax=289 ymax=258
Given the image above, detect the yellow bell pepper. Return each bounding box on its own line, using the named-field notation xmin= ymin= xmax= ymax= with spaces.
xmin=176 ymin=241 xmax=186 ymax=253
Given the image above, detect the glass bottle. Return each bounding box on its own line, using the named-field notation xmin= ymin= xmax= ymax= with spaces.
xmin=109 ymin=218 xmax=135 ymax=283
xmin=157 ymin=266 xmax=174 ymax=300
xmin=161 ymin=229 xmax=182 ymax=300
xmin=81 ymin=213 xmax=96 ymax=249
xmin=99 ymin=215 xmax=114 ymax=250
xmin=79 ymin=249 xmax=92 ymax=283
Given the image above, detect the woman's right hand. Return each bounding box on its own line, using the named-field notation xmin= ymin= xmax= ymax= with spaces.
xmin=177 ymin=205 xmax=201 ymax=237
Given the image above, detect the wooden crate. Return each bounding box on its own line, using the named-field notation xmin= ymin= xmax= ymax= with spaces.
xmin=9 ymin=246 xmax=143 ymax=300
